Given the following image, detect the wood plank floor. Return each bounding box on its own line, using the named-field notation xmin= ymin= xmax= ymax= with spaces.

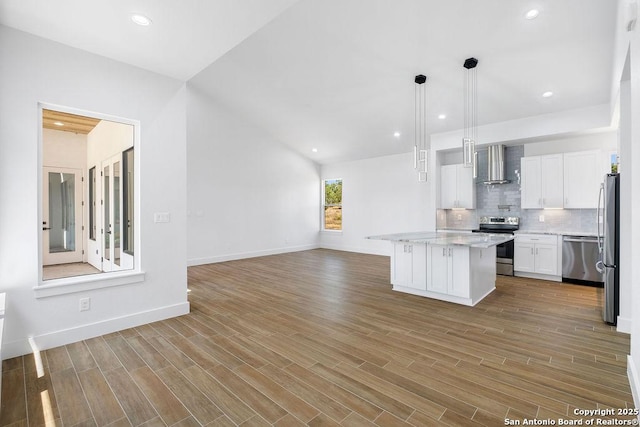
xmin=1 ymin=249 xmax=634 ymax=426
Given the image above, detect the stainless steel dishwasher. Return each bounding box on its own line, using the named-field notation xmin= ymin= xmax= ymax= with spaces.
xmin=562 ymin=235 xmax=604 ymax=285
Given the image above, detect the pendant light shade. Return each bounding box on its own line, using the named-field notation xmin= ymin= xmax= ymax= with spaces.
xmin=462 ymin=57 xmax=478 ymax=172
xmin=414 ymin=74 xmax=428 ymax=182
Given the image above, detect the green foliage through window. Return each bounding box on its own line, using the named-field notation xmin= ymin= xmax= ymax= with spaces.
xmin=324 ymin=179 xmax=342 ymax=230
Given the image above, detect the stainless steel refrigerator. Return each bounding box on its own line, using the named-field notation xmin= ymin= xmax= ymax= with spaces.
xmin=597 ymin=173 xmax=620 ymax=325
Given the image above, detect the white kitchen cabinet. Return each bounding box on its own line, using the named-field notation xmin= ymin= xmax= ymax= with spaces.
xmin=563 ymin=150 xmax=606 ymax=209
xmin=440 ymin=164 xmax=475 ymax=209
xmin=426 ymin=244 xmax=494 ymax=301
xmin=513 ymin=241 xmax=535 ymax=272
xmin=428 ymin=244 xmax=467 ymax=296
xmin=427 ymin=244 xmax=470 ymax=296
xmin=383 ymin=235 xmax=499 ymax=306
xmin=391 ymin=242 xmax=426 ymax=290
xmin=521 ymin=154 xmax=564 ymax=209
xmin=514 ymin=234 xmax=561 ymax=281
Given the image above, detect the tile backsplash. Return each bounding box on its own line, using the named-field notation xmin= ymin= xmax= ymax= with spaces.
xmin=519 ymin=209 xmax=598 ymax=233
xmin=437 ymin=144 xmax=598 ymax=234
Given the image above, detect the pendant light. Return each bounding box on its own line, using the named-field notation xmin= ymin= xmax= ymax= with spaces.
xmin=462 ymin=57 xmax=478 ymax=175
xmin=414 ymin=74 xmax=428 ymax=182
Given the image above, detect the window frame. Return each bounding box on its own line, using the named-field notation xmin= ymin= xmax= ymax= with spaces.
xmin=36 ymin=102 xmax=143 ymax=298
xmin=322 ymin=178 xmax=343 ymax=232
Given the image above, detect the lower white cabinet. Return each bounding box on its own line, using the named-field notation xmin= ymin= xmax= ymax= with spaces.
xmin=427 ymin=244 xmax=470 ymax=298
xmin=514 ymin=234 xmax=561 ymax=280
xmin=390 ymin=241 xmax=498 ymax=306
xmin=392 ymin=242 xmax=426 ymax=290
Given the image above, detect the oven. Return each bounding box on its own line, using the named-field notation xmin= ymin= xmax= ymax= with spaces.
xmin=472 ymin=216 xmax=519 ymax=276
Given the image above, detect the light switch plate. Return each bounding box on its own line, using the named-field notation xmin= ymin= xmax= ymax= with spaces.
xmin=154 ymin=212 xmax=171 ymax=223
xmin=538 ymin=215 xmax=545 ymax=222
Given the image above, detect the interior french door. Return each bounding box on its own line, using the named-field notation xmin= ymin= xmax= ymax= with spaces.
xmin=101 ymin=154 xmax=123 ymax=272
xmin=42 ymin=167 xmax=84 ymax=265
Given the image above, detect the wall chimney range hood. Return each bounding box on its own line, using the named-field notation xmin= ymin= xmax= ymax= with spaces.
xmin=484 ymin=144 xmax=510 ymax=185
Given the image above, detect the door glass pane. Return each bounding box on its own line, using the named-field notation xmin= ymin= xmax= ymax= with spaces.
xmin=104 ymin=165 xmax=110 ymax=261
xmin=114 ymin=161 xmax=121 ymax=267
xmin=89 ymin=167 xmax=96 ymax=240
xmin=48 ymin=172 xmax=76 ymax=253
xmin=123 ymin=148 xmax=134 ymax=255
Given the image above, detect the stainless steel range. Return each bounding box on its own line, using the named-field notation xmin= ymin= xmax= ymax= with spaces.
xmin=472 ymin=216 xmax=519 ymax=276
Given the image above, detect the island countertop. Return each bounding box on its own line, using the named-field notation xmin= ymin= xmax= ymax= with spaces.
xmin=367 ymin=231 xmax=513 ymax=248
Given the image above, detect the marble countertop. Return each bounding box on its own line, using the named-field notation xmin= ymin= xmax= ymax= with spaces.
xmin=515 ymin=229 xmax=598 ymax=237
xmin=367 ymin=231 xmax=513 ymax=248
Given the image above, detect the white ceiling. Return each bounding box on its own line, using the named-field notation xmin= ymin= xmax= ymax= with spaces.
xmin=0 ymin=0 xmax=300 ymax=80
xmin=0 ymin=0 xmax=617 ymax=164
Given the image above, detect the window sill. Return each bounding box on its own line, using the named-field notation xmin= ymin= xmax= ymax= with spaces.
xmin=321 ymin=230 xmax=343 ymax=235
xmin=34 ymin=270 xmax=146 ymax=299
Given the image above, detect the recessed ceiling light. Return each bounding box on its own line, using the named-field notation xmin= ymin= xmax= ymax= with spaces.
xmin=393 ymin=131 xmax=401 ymax=138
xmin=438 ymin=114 xmax=446 ymax=120
xmin=542 ymin=91 xmax=554 ymax=98
xmin=53 ymin=121 xmax=64 ymax=126
xmin=131 ymin=14 xmax=152 ymax=26
xmin=525 ymin=9 xmax=539 ymax=20
xmin=311 ymin=148 xmax=318 ymax=153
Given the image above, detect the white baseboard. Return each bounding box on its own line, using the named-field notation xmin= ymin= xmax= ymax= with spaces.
xmin=628 ymin=355 xmax=640 ymax=413
xmin=319 ymin=242 xmax=390 ymax=257
xmin=1 ymin=301 xmax=190 ymax=359
xmin=187 ymin=244 xmax=320 ymax=266
xmin=617 ymin=315 xmax=632 ymax=334
xmin=514 ymin=271 xmax=562 ymax=282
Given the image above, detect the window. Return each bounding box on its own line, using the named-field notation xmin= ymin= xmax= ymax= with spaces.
xmin=323 ymin=178 xmax=342 ymax=231
xmin=40 ymin=105 xmax=139 ymax=284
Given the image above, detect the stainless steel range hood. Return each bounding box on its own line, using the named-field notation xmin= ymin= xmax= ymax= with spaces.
xmin=483 ymin=144 xmax=510 ymax=185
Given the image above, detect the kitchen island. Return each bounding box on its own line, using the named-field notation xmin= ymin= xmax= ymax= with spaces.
xmin=368 ymin=232 xmax=514 ymax=306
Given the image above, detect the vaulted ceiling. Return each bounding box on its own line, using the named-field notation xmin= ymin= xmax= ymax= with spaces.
xmin=0 ymin=0 xmax=618 ymax=164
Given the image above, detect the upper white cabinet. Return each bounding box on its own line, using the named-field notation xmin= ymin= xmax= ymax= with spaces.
xmin=563 ymin=150 xmax=606 ymax=209
xmin=440 ymin=164 xmax=476 ymax=209
xmin=521 ymin=154 xmax=564 ymax=209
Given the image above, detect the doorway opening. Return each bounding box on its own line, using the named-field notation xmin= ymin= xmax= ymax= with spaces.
xmin=40 ymin=106 xmax=137 ymax=281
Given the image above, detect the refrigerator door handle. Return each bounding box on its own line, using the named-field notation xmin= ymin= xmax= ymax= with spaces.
xmin=597 ymin=182 xmax=604 ymax=254
xmin=601 ymin=178 xmax=617 ymax=269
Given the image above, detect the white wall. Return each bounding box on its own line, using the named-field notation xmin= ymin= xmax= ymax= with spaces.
xmin=0 ymin=25 xmax=189 ymax=358
xmin=43 ymin=128 xmax=87 ymax=169
xmin=611 ymin=0 xmax=640 ymax=409
xmin=522 ymin=132 xmax=617 ymax=157
xmin=87 ymin=120 xmax=134 ymax=166
xmin=319 ymin=152 xmax=431 ymax=255
xmin=186 ymin=85 xmax=320 ymax=265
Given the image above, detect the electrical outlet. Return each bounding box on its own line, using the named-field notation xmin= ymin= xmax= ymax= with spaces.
xmin=538 ymin=215 xmax=545 ymax=222
xmin=79 ymin=297 xmax=91 ymax=312
xmin=457 ymin=214 xmax=462 ymax=221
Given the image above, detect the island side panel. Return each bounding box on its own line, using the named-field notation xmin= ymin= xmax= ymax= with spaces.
xmin=469 ymin=247 xmax=497 ymax=304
